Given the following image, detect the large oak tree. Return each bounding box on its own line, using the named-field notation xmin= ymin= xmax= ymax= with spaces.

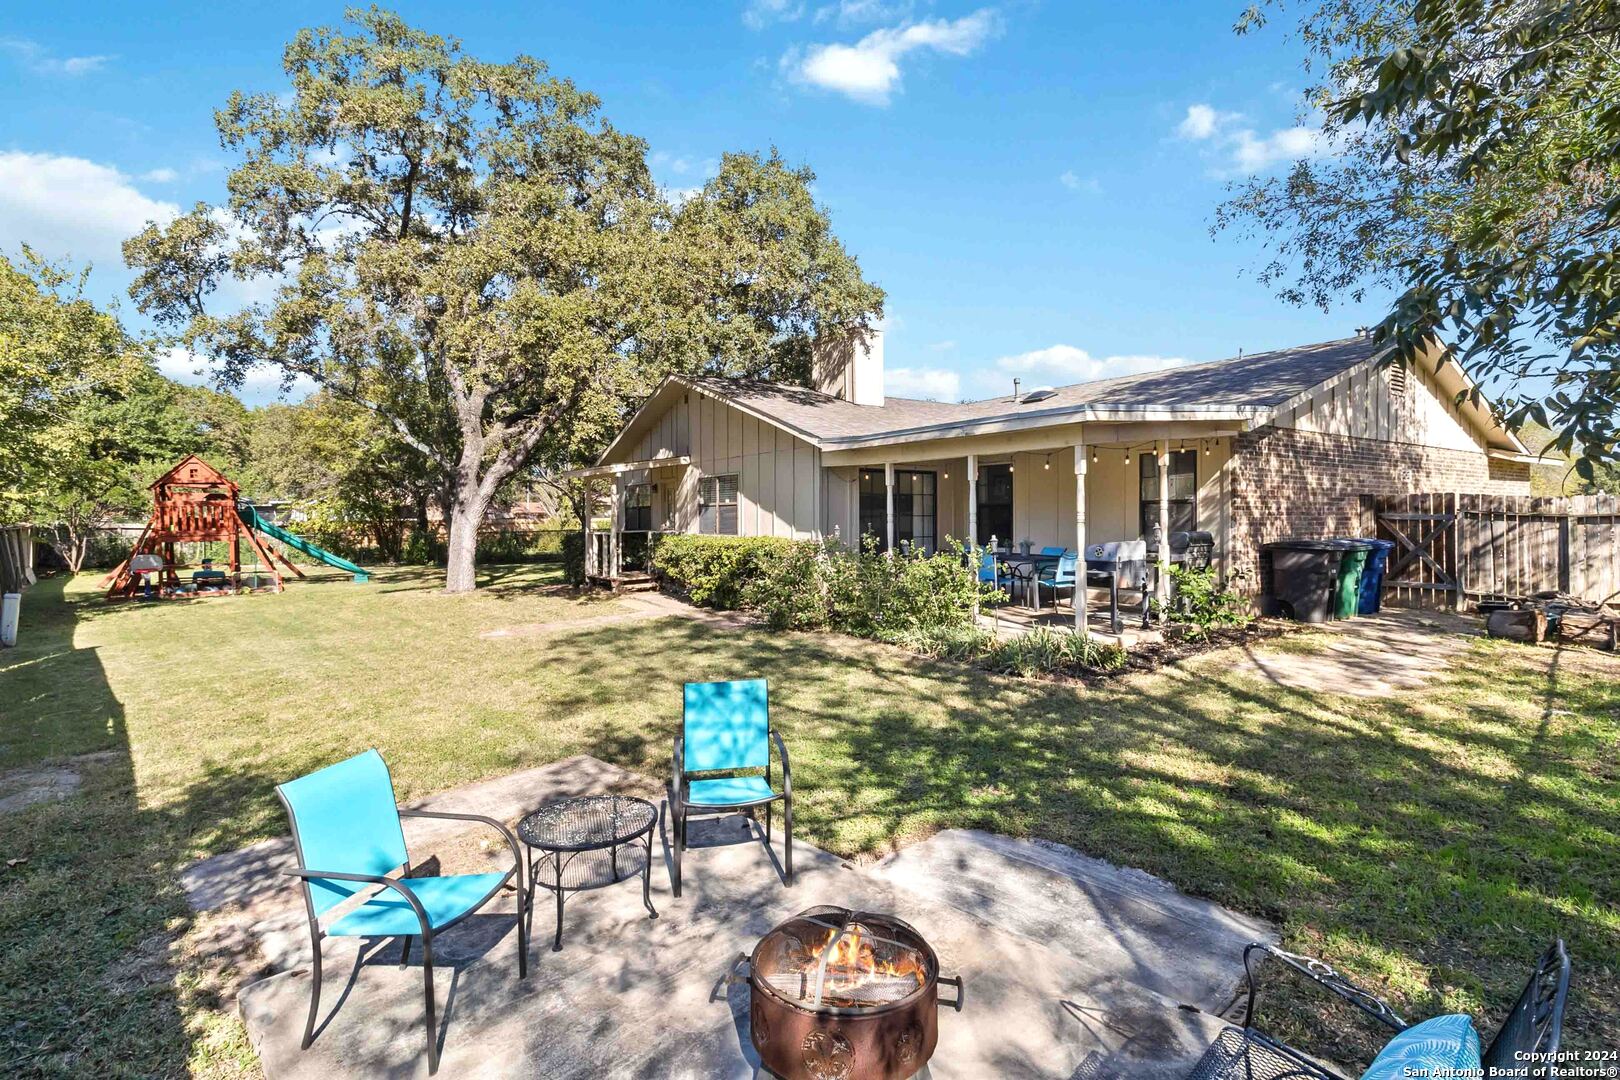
xmin=126 ymin=8 xmax=882 ymax=591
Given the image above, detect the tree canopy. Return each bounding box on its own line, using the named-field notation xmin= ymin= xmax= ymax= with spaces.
xmin=1218 ymin=0 xmax=1620 ymax=477
xmin=124 ymin=8 xmax=883 ymax=591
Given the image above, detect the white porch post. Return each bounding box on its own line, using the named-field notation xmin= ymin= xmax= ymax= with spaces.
xmin=966 ymin=454 xmax=979 ymax=550
xmin=583 ymin=479 xmax=595 ymax=578
xmin=967 ymin=453 xmax=979 ymax=616
xmin=1074 ymin=440 xmax=1088 ymax=637
xmin=1157 ymin=439 xmax=1171 ymax=603
xmin=610 ymin=475 xmax=623 ymax=579
xmin=884 ymin=462 xmax=896 ymax=554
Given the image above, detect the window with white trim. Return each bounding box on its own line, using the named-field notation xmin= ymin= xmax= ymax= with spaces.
xmin=698 ymin=474 xmax=738 ymax=535
xmin=623 ymin=484 xmax=652 ymax=532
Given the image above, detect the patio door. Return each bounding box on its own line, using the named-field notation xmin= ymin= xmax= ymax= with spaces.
xmin=859 ymin=469 xmax=937 ymax=553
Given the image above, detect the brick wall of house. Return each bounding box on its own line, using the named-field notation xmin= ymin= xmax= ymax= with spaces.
xmin=1225 ymin=425 xmax=1531 ymax=589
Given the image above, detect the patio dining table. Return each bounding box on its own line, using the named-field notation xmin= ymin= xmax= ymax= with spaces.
xmin=996 ymin=550 xmax=1147 ymax=633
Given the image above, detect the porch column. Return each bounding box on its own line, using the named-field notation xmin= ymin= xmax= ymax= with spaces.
xmin=1157 ymin=439 xmax=1171 ymax=603
xmin=966 ymin=453 xmax=979 ymax=551
xmin=583 ymin=481 xmax=595 ymax=578
xmin=884 ymin=462 xmax=896 ymax=554
xmin=967 ymin=453 xmax=979 ymax=617
xmin=610 ymin=475 xmax=623 ymax=579
xmin=1074 ymin=440 xmax=1089 ymax=638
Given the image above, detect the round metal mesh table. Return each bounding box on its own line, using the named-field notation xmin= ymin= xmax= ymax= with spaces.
xmin=517 ymin=795 xmax=658 ymax=950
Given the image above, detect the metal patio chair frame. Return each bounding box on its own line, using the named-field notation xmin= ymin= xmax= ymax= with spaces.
xmin=1186 ymin=940 xmax=1570 ymax=1080
xmin=670 ymin=678 xmax=793 ymax=898
xmin=276 ymin=750 xmax=528 ymax=1074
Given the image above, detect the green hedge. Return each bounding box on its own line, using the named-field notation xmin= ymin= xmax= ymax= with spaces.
xmin=650 ymin=534 xmax=801 ymax=608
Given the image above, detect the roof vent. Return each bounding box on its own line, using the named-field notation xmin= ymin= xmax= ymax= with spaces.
xmin=1020 ymin=388 xmax=1058 ymax=404
xmin=1389 ymin=360 xmax=1408 ymax=396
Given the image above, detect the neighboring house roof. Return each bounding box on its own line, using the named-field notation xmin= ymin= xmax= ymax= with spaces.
xmin=596 ymin=334 xmax=1527 ymax=464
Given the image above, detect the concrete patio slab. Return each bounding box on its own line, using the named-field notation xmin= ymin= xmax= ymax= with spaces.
xmin=205 ymin=756 xmax=1259 ymax=1078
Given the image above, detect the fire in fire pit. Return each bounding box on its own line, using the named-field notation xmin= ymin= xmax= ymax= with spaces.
xmin=728 ymin=906 xmax=964 ymax=1080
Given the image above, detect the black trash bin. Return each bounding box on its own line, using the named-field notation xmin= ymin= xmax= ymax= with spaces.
xmin=1260 ymin=540 xmax=1348 ymax=623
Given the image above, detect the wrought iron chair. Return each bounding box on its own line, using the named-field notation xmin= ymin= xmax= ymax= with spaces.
xmin=1186 ymin=941 xmax=1570 ymax=1080
xmin=670 ymin=679 xmax=792 ymax=897
xmin=276 ymin=749 xmax=527 ymax=1074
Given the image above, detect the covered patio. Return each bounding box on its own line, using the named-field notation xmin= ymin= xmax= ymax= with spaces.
xmin=822 ymin=420 xmax=1239 ymax=640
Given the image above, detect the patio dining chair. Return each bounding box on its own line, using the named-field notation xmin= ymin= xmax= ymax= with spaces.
xmin=670 ymin=678 xmax=792 ymax=897
xmin=1186 ymin=941 xmax=1569 ymax=1080
xmin=1033 ymin=551 xmax=1079 ymax=611
xmin=276 ymin=749 xmax=527 ymax=1074
xmin=978 ymin=550 xmax=1010 ymax=595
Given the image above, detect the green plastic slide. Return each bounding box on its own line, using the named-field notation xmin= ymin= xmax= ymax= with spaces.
xmin=238 ymin=503 xmax=370 ymax=583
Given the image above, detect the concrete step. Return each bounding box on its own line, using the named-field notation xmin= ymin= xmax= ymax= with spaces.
xmin=869 ymin=829 xmax=1276 ymax=1016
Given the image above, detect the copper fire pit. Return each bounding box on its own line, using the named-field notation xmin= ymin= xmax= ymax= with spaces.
xmin=726 ymin=906 xmax=964 ymax=1080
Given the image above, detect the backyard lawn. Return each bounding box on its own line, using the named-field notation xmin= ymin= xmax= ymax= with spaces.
xmin=1 ymin=565 xmax=1616 ymax=1077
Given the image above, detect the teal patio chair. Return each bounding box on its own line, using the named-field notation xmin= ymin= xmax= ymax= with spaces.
xmin=670 ymin=679 xmax=793 ymax=897
xmin=1035 ymin=551 xmax=1079 ymax=611
xmin=1039 ymin=545 xmax=1067 ymax=557
xmin=978 ymin=550 xmax=1008 ymax=593
xmin=276 ymin=749 xmax=526 ymax=1074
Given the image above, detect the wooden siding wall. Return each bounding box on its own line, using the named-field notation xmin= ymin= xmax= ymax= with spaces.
xmin=623 ymin=390 xmax=822 ymax=537
xmin=1270 ymin=359 xmax=1484 ymax=453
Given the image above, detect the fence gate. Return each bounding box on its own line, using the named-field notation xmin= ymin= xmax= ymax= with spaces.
xmin=1366 ymin=493 xmax=1620 ymax=609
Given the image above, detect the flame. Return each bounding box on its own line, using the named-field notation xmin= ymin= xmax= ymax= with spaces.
xmin=813 ymin=922 xmax=924 ymax=993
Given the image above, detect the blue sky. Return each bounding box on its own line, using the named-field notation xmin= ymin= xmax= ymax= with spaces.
xmin=0 ymin=1 xmax=1388 ymax=406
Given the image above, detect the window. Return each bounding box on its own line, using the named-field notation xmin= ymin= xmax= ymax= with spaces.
xmin=976 ymin=464 xmax=1013 ymax=548
xmin=698 ymin=474 xmax=738 ymax=535
xmin=1139 ymin=450 xmax=1197 ymax=537
xmin=859 ymin=470 xmax=937 ymax=552
xmin=623 ymin=484 xmax=652 ymax=532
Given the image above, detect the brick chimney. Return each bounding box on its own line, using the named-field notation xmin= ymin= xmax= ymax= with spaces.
xmin=812 ymin=326 xmax=884 ymax=406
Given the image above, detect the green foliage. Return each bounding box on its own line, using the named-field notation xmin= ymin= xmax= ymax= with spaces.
xmin=983 ymin=626 xmax=1129 ymax=678
xmin=561 ymin=530 xmax=585 ymax=585
xmin=651 ymin=534 xmax=801 ymax=609
xmin=1220 ymin=1 xmax=1620 ymax=467
xmin=123 ymin=8 xmax=882 ymax=591
xmin=1159 ymin=566 xmax=1254 ymax=635
xmin=824 ymin=538 xmax=992 ymax=640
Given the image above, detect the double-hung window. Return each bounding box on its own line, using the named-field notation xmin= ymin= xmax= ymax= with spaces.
xmin=698 ymin=474 xmax=738 ymax=535
xmin=623 ymin=484 xmax=652 ymax=532
xmin=1139 ymin=450 xmax=1197 ymax=536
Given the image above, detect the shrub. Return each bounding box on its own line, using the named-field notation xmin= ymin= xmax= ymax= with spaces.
xmin=825 ymin=537 xmax=993 ymax=639
xmin=561 ymin=530 xmax=585 ymax=586
xmin=1160 ymin=565 xmax=1253 ymax=634
xmin=983 ymin=626 xmax=1128 ymax=677
xmin=651 ymin=534 xmax=802 ymax=609
xmin=741 ymin=537 xmax=834 ymax=630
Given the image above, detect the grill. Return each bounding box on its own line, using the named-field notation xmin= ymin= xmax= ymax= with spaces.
xmin=728 ymin=906 xmax=964 ymax=1080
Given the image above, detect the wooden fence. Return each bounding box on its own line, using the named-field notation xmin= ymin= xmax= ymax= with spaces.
xmin=0 ymin=526 xmax=36 ymax=594
xmin=1364 ymin=493 xmax=1620 ymax=609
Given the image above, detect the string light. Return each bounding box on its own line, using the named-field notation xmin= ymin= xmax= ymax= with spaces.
xmin=1091 ymin=448 xmax=1098 ymax=463
xmin=1043 ymin=454 xmax=1051 ymax=470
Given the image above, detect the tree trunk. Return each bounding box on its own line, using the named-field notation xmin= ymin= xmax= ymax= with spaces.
xmin=443 ymin=486 xmax=488 ymax=593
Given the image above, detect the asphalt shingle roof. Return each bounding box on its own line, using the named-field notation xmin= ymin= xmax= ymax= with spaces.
xmin=686 ymin=336 xmax=1380 ymax=444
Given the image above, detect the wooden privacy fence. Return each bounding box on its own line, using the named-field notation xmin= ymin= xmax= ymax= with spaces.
xmin=1364 ymin=493 xmax=1620 ymax=609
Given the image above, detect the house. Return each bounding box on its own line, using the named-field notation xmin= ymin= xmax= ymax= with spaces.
xmin=572 ymin=329 xmax=1535 ymax=620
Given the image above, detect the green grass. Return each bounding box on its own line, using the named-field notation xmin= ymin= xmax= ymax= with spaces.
xmin=1 ymin=566 xmax=1616 ymax=1076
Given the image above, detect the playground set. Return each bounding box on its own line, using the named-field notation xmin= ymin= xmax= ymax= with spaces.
xmin=104 ymin=455 xmax=368 ymax=600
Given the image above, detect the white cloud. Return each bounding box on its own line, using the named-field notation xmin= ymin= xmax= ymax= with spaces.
xmin=1059 ymin=170 xmax=1101 ymax=194
xmin=785 ymin=9 xmax=998 ymax=105
xmin=813 ymin=0 xmax=913 ymax=26
xmin=1 ymin=38 xmax=112 ymax=76
xmin=926 ymin=339 xmax=956 ymax=352
xmin=980 ymin=345 xmax=1187 ymax=390
xmin=744 ymin=0 xmax=805 ymax=28
xmin=0 ymin=151 xmax=178 ymax=265
xmin=140 ymin=167 xmax=180 ymax=183
xmin=1174 ymin=101 xmax=1338 ymax=175
xmin=885 ymin=366 xmax=960 ymax=401
xmin=157 ymin=347 xmax=317 ymax=407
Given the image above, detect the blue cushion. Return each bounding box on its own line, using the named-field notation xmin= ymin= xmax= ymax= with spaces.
xmin=277 ymin=750 xmax=409 ymax=915
xmin=328 ymin=872 xmax=510 ymax=937
xmin=1360 ymin=1014 xmax=1481 ymax=1080
xmin=683 ymin=680 xmax=769 ymax=772
xmin=687 ymin=775 xmax=779 ymax=807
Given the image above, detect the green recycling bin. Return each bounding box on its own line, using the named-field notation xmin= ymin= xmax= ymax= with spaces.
xmin=1332 ymin=541 xmax=1374 ymax=619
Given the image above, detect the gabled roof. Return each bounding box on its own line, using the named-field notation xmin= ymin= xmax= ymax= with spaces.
xmin=597 ymin=334 xmax=1526 ymax=462
xmin=151 ymin=454 xmax=236 ymax=490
